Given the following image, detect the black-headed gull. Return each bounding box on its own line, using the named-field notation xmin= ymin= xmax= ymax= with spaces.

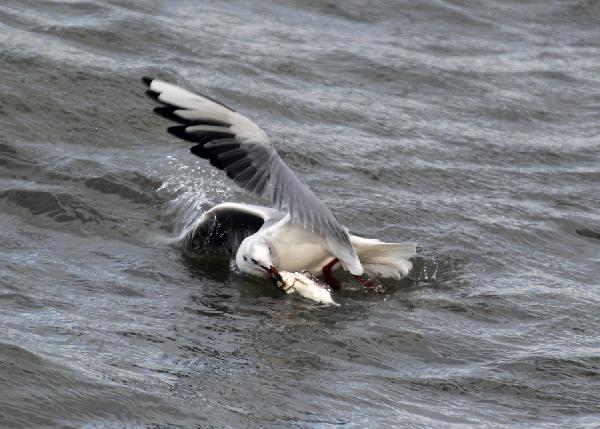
xmin=143 ymin=77 xmax=415 ymax=289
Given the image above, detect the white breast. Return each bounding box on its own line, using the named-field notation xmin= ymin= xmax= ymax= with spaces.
xmin=263 ymin=222 xmax=333 ymax=273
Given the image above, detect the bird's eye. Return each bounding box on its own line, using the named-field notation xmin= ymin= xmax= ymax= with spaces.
xmin=243 ymin=256 xmax=248 ymax=262
xmin=251 ymin=258 xmax=258 ymax=264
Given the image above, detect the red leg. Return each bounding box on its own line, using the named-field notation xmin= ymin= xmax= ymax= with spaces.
xmin=322 ymin=258 xmax=341 ymax=290
xmin=353 ymin=275 xmax=376 ymax=289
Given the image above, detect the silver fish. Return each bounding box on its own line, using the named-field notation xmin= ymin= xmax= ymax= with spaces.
xmin=275 ymin=271 xmax=339 ymax=306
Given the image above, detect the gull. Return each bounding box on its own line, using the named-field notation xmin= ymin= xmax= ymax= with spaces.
xmin=143 ymin=77 xmax=415 ymax=289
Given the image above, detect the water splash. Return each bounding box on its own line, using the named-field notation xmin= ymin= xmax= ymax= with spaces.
xmin=156 ymin=155 xmax=232 ymax=244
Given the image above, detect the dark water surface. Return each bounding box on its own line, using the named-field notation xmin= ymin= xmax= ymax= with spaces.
xmin=1 ymin=1 xmax=600 ymax=427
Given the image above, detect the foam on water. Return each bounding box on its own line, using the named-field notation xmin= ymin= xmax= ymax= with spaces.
xmin=155 ymin=155 xmax=232 ymax=243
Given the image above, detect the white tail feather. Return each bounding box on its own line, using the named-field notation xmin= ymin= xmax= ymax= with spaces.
xmin=350 ymin=235 xmax=416 ymax=279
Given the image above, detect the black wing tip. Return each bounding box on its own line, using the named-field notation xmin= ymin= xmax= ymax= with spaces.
xmin=154 ymin=105 xmax=175 ymax=114
xmin=142 ymin=76 xmax=154 ymax=86
xmin=145 ymin=89 xmax=161 ymax=102
xmin=154 ymin=106 xmax=182 ymax=123
xmin=191 ymin=143 xmax=210 ymax=159
xmin=167 ymin=125 xmax=188 ymax=139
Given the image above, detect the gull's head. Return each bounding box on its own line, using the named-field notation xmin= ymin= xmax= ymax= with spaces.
xmin=236 ymin=236 xmax=282 ymax=284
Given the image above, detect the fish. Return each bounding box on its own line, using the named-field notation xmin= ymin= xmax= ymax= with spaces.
xmin=275 ymin=271 xmax=340 ymax=306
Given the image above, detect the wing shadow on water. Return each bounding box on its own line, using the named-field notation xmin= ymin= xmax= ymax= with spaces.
xmin=180 ymin=249 xmax=232 ymax=284
xmin=180 ymin=247 xmax=284 ymax=301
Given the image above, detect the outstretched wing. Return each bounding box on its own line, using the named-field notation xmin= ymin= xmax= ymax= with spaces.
xmin=144 ymin=78 xmax=362 ymax=275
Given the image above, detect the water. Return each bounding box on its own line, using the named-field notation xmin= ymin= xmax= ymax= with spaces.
xmin=1 ymin=1 xmax=599 ymax=427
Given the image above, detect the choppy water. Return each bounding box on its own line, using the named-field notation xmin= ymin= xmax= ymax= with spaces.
xmin=1 ymin=1 xmax=600 ymax=427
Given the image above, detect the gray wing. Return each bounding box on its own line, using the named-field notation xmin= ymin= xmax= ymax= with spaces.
xmin=143 ymin=77 xmax=362 ymax=274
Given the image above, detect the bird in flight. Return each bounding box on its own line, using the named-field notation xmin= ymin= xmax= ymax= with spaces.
xmin=143 ymin=77 xmax=415 ymax=290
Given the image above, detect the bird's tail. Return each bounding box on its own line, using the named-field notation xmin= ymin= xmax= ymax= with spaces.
xmin=350 ymin=235 xmax=416 ymax=280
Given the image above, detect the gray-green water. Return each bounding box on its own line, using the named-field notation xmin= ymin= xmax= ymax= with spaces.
xmin=1 ymin=1 xmax=599 ymax=427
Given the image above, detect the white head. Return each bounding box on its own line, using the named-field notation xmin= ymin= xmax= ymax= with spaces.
xmin=236 ymin=235 xmax=282 ymax=283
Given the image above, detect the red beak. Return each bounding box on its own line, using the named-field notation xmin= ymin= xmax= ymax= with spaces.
xmin=268 ymin=265 xmax=283 ymax=285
